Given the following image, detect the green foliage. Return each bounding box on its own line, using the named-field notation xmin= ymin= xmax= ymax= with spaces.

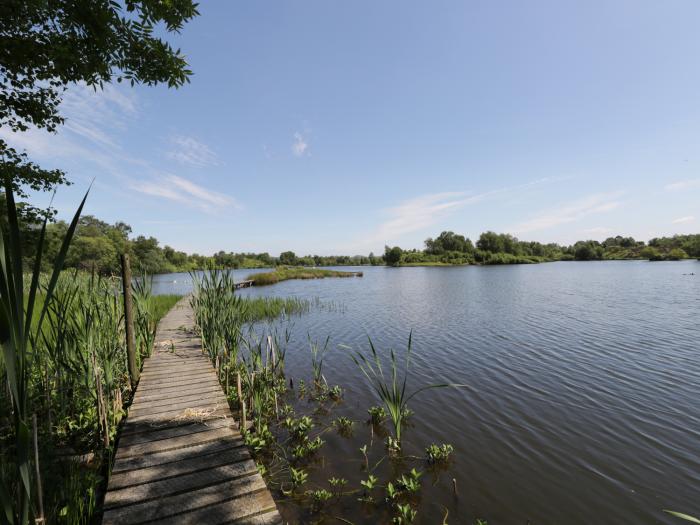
xmin=247 ymin=267 xmax=362 ymax=286
xmin=309 ymin=335 xmax=330 ymax=387
xmin=393 ymin=503 xmax=417 ymax=524
xmin=333 ymin=416 xmax=354 ymax=434
xmin=307 ymin=488 xmax=333 ymax=512
xmin=290 ymin=467 xmax=308 ymax=489
xmin=1 ymin=0 xmax=199 ymax=221
xmin=384 ymin=246 xmax=403 ymax=266
xmin=360 ymin=474 xmax=379 ymax=492
xmin=368 ymin=405 xmax=387 ymax=424
xmin=353 ymin=333 xmax=448 ymax=443
xmin=426 ymin=443 xmax=454 ymax=463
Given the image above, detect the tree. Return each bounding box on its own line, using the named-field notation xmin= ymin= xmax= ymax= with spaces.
xmin=279 ymin=251 xmax=297 ymax=265
xmin=1 ymin=0 xmax=199 ymax=197
xmin=667 ymin=248 xmax=687 ymax=260
xmin=640 ymin=246 xmax=662 ymax=261
xmin=384 ymin=246 xmax=403 ymax=266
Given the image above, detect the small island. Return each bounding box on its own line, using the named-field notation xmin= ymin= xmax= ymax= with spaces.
xmin=247 ymin=267 xmax=363 ymax=286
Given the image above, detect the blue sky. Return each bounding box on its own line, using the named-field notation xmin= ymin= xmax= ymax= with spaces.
xmin=4 ymin=0 xmax=700 ymax=255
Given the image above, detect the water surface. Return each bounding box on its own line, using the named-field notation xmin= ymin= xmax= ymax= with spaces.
xmin=153 ymin=261 xmax=700 ymax=523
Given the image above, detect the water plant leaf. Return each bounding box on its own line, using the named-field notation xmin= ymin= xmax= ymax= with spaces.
xmin=664 ymin=511 xmax=700 ymax=524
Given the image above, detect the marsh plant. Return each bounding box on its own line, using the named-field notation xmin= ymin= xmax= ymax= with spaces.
xmin=308 ymin=334 xmax=330 ymax=387
xmin=353 ymin=332 xmax=449 ymax=445
xmin=0 ymin=183 xmax=178 ymax=524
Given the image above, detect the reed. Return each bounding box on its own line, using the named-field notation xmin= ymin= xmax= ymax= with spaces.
xmin=352 ymin=332 xmax=448 ymax=444
xmin=0 ymin=181 xmax=181 ymax=523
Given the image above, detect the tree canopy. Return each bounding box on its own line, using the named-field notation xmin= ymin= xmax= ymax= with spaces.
xmin=1 ymin=0 xmax=199 ymax=197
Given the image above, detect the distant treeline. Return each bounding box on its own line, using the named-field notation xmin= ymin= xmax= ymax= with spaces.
xmin=16 ymin=214 xmax=378 ymax=274
xmin=14 ymin=211 xmax=700 ymax=274
xmin=383 ymin=230 xmax=700 ymax=266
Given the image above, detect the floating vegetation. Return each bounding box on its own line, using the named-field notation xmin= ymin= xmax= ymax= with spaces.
xmin=426 ymin=443 xmax=455 ymax=464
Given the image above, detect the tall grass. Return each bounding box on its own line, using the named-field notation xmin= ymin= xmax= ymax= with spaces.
xmin=0 ymin=180 xmax=181 ymax=523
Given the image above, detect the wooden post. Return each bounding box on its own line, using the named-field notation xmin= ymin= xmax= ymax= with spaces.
xmin=33 ymin=414 xmax=45 ymax=524
xmin=236 ymin=372 xmax=243 ymax=424
xmin=268 ymin=336 xmax=276 ymax=373
xmin=121 ymin=253 xmax=139 ymax=389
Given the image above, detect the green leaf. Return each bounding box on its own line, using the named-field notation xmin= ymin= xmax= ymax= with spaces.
xmin=665 ymin=511 xmax=700 ymax=524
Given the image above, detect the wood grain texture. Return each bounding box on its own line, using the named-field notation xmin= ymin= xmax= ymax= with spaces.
xmin=103 ymin=297 xmax=281 ymax=524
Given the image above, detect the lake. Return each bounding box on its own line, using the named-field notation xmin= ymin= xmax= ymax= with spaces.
xmin=152 ymin=261 xmax=700 ymax=524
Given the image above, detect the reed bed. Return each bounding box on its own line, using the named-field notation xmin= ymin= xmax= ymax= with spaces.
xmin=1 ymin=271 xmax=180 ymax=524
xmin=0 ymin=191 xmax=181 ymax=525
xmin=246 ymin=267 xmax=363 ymax=286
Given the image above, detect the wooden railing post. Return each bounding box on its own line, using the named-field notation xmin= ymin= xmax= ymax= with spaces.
xmin=121 ymin=253 xmax=139 ymax=389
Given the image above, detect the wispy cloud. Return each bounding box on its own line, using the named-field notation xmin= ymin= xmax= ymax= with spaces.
xmin=672 ymin=215 xmax=695 ymax=224
xmin=342 ymin=177 xmax=564 ymax=252
xmin=131 ymin=175 xmax=236 ymax=212
xmin=582 ymin=227 xmax=613 ymax=235
xmin=511 ymin=192 xmax=623 ymax=234
xmin=665 ymin=179 xmax=700 ymax=191
xmin=292 ymin=132 xmax=309 ymax=157
xmin=166 ymin=135 xmax=219 ymax=167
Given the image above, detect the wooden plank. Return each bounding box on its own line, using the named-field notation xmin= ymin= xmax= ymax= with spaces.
xmin=109 ymin=445 xmax=250 ymax=490
xmin=104 ymin=296 xmax=280 ymax=524
xmin=149 ymin=490 xmax=278 ymax=525
xmin=113 ymin=436 xmax=244 ymax=473
xmin=128 ymin=392 xmax=229 ymax=417
xmin=117 ymin=417 xmax=234 ymax=448
xmin=118 ymin=408 xmax=232 ymax=438
xmin=104 ymin=458 xmax=257 ymax=508
xmin=102 ymin=475 xmax=267 ymax=524
xmin=115 ymin=425 xmax=240 ymax=460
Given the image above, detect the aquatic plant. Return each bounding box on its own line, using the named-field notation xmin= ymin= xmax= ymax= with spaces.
xmin=393 ymin=503 xmax=417 ymax=524
xmin=665 ymin=511 xmax=700 ymax=523
xmin=368 ymin=405 xmax=387 ymax=424
xmin=333 ymin=416 xmax=354 ymax=434
xmin=352 ymin=333 xmax=448 ymax=444
xmin=307 ymin=488 xmax=333 ymax=512
xmin=309 ymin=334 xmax=330 ymax=387
xmin=426 ymin=443 xmax=454 ymax=463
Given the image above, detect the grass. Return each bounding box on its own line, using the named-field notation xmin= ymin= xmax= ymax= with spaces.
xmin=246 ymin=267 xmax=362 ymax=286
xmin=241 ymin=296 xmax=310 ymax=322
xmin=148 ymin=295 xmax=182 ymax=323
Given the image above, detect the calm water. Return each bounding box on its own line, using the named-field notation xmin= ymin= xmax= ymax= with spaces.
xmin=153 ymin=261 xmax=700 ymax=524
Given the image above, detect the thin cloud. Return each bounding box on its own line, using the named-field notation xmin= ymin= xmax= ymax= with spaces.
xmin=511 ymin=192 xmax=623 ymax=234
xmin=582 ymin=227 xmax=613 ymax=235
xmin=131 ymin=175 xmax=237 ymax=212
xmin=342 ymin=177 xmax=564 ymax=252
xmin=665 ymin=179 xmax=700 ymax=191
xmin=672 ymin=215 xmax=695 ymax=224
xmin=166 ymin=135 xmax=219 ymax=167
xmin=292 ymin=132 xmax=309 ymax=156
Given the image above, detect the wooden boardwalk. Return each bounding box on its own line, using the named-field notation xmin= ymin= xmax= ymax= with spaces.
xmin=103 ymin=298 xmax=281 ymax=525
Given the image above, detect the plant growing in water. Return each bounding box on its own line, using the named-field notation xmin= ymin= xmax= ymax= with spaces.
xmin=309 ymin=334 xmax=330 ymax=387
xmin=426 ymin=443 xmax=454 ymax=463
xmin=352 ymin=332 xmax=448 ymax=447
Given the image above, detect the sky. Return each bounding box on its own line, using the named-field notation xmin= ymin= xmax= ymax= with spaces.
xmin=3 ymin=0 xmax=700 ymax=256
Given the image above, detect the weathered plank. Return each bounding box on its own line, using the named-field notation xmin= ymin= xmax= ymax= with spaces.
xmin=103 ymin=297 xmax=280 ymax=524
